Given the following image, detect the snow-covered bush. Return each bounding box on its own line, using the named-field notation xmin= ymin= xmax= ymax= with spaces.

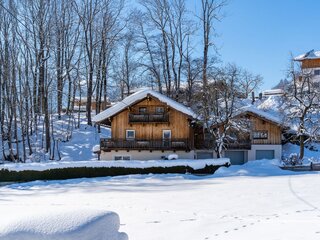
xmin=282 ymin=153 xmax=303 ymax=166
xmin=0 ymin=209 xmax=128 ymax=240
xmin=167 ymin=154 xmax=178 ymax=160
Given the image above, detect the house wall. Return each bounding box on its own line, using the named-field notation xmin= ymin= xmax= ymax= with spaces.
xmin=247 ymin=144 xmax=282 ymax=161
xmin=100 ymin=150 xmax=195 ymax=160
xmin=249 ymin=114 xmax=282 ymax=145
xmin=110 ymin=97 xmax=192 ymax=141
xmin=301 ymin=59 xmax=320 ymax=69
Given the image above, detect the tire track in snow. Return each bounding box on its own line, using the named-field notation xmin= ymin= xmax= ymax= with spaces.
xmin=288 ymin=176 xmax=320 ymax=212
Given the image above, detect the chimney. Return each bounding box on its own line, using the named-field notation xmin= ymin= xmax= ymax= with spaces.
xmin=251 ymin=92 xmax=255 ymax=104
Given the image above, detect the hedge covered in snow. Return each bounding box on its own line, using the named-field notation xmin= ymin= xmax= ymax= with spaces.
xmin=0 ymin=159 xmax=230 ymax=182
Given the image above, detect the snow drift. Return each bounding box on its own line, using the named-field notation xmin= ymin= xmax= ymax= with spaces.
xmin=214 ymin=159 xmax=300 ymax=177
xmin=0 ymin=209 xmax=128 ymax=240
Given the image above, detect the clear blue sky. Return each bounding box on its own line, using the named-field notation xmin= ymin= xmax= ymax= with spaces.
xmin=202 ymin=0 xmax=320 ymax=91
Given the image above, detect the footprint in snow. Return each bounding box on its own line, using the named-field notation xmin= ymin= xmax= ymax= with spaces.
xmin=242 ymin=225 xmax=247 ymax=228
xmin=146 ymin=221 xmax=160 ymax=224
xmin=180 ymin=218 xmax=196 ymax=222
xmin=234 ymin=228 xmax=238 ymax=231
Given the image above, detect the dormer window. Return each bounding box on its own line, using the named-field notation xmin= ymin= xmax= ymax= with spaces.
xmin=139 ymin=107 xmax=147 ymax=114
xmin=314 ymin=69 xmax=320 ymax=75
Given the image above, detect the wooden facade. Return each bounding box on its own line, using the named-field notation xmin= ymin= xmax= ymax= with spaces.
xmin=239 ymin=113 xmax=282 ymax=145
xmin=110 ymin=97 xmax=192 ymax=140
xmin=301 ymin=59 xmax=320 ymax=69
xmin=100 ymin=95 xmax=195 ymax=151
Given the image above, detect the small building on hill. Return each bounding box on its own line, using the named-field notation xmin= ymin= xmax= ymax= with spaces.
xmin=72 ymin=97 xmax=111 ymax=112
xmin=294 ymin=49 xmax=320 ymax=83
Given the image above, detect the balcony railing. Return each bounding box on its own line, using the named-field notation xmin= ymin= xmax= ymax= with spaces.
xmin=195 ymin=139 xmax=252 ymax=150
xmin=100 ymin=138 xmax=190 ymax=151
xmin=129 ymin=113 xmax=169 ymax=123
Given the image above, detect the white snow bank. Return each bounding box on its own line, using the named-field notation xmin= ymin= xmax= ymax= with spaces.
xmin=0 ymin=209 xmax=128 ymax=240
xmin=1 ymin=159 xmax=230 ymax=172
xmin=214 ymin=159 xmax=310 ymax=177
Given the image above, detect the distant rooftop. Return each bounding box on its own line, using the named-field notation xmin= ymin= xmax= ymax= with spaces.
xmin=262 ymin=89 xmax=285 ymax=96
xmin=294 ymin=49 xmax=320 ymax=61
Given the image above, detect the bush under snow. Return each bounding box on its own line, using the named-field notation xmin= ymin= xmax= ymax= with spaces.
xmin=0 ymin=209 xmax=128 ymax=240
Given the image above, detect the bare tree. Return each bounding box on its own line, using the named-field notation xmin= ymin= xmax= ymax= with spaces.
xmin=198 ymin=64 xmax=246 ymax=158
xmin=284 ymin=58 xmax=320 ymax=159
xmin=200 ymin=0 xmax=226 ymax=90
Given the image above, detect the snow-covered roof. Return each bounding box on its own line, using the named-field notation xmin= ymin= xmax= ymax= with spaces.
xmin=262 ymin=89 xmax=285 ymax=96
xmin=93 ymin=89 xmax=197 ymax=122
xmin=294 ymin=49 xmax=320 ymax=61
xmin=234 ymin=106 xmax=284 ymax=126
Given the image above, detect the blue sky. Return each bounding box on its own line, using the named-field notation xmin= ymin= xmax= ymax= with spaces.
xmin=199 ymin=0 xmax=320 ymax=90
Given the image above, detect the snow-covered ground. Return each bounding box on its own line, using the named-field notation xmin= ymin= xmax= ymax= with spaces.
xmin=1 ymin=160 xmax=320 ymax=240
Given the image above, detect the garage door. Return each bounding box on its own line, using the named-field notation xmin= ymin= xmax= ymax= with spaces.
xmin=197 ymin=151 xmax=213 ymax=159
xmin=225 ymin=151 xmax=246 ymax=165
xmin=256 ymin=150 xmax=275 ymax=160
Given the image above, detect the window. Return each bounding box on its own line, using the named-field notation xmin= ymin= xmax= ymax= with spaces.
xmin=139 ymin=107 xmax=147 ymax=113
xmin=162 ymin=130 xmax=172 ymax=140
xmin=315 ymin=70 xmax=320 ymax=75
xmin=126 ymin=130 xmax=135 ymax=139
xmin=155 ymin=106 xmax=164 ymax=114
xmin=253 ymin=130 xmax=268 ymax=139
xmin=114 ymin=156 xmax=131 ymax=160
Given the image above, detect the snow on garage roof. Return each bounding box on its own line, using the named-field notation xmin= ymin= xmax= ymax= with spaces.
xmin=93 ymin=89 xmax=197 ymax=122
xmin=294 ymin=49 xmax=320 ymax=61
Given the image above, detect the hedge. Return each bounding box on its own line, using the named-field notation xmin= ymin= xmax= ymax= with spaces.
xmin=0 ymin=163 xmax=229 ymax=183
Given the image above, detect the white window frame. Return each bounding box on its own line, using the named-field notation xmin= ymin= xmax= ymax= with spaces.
xmin=162 ymin=130 xmax=172 ymax=140
xmin=126 ymin=130 xmax=135 ymax=140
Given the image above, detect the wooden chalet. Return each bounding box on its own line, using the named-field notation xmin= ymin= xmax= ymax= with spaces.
xmin=294 ymin=49 xmax=320 ymax=83
xmin=92 ymin=89 xmax=197 ymax=160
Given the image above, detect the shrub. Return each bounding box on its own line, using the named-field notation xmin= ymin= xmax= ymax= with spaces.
xmin=0 ymin=164 xmax=228 ymax=182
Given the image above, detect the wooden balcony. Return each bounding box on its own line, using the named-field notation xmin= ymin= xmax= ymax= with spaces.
xmin=195 ymin=139 xmax=251 ymax=150
xmin=100 ymin=138 xmax=190 ymax=151
xmin=128 ymin=113 xmax=169 ymax=123
xmin=226 ymin=141 xmax=251 ymax=150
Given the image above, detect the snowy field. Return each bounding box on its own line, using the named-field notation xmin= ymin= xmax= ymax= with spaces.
xmin=1 ymin=160 xmax=320 ymax=240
